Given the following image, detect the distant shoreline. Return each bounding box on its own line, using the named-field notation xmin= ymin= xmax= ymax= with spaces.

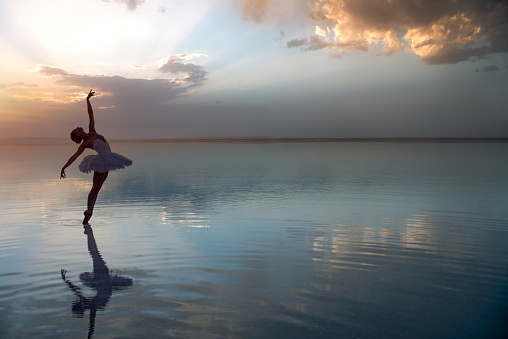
xmin=1 ymin=137 xmax=508 ymax=145
xmin=121 ymin=137 xmax=508 ymax=143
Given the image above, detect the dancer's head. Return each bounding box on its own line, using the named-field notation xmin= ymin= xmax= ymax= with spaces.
xmin=70 ymin=127 xmax=86 ymax=143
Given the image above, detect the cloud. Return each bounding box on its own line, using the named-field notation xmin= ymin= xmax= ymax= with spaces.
xmin=286 ymin=37 xmax=307 ymax=49
xmin=482 ymin=65 xmax=500 ymax=72
xmin=1 ymin=81 xmax=84 ymax=104
xmin=35 ymin=64 xmax=69 ymax=78
xmin=158 ymin=54 xmax=208 ymax=86
xmin=56 ymin=75 xmax=182 ymax=107
xmin=239 ymin=0 xmax=276 ymax=23
xmin=2 ymin=82 xmax=39 ymax=89
xmin=475 ymin=65 xmax=500 ymax=72
xmin=30 ymin=61 xmax=208 ymax=107
xmin=287 ymin=35 xmax=369 ymax=55
xmin=250 ymin=0 xmax=508 ymax=64
xmin=102 ymin=0 xmax=145 ymax=12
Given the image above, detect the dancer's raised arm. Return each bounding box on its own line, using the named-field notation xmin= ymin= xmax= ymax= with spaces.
xmin=87 ymin=89 xmax=96 ymax=133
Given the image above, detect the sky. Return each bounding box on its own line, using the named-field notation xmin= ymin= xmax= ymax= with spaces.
xmin=0 ymin=0 xmax=507 ymax=139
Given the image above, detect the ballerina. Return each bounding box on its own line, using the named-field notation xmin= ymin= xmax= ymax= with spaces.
xmin=60 ymin=89 xmax=132 ymax=224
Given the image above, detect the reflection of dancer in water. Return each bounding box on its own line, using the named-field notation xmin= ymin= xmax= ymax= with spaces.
xmin=60 ymin=89 xmax=132 ymax=224
xmin=61 ymin=225 xmax=133 ymax=338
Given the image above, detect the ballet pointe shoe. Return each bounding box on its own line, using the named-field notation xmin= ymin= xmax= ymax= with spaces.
xmin=83 ymin=210 xmax=92 ymax=224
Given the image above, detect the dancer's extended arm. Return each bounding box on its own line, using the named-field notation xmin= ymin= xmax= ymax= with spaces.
xmin=61 ymin=269 xmax=85 ymax=298
xmin=60 ymin=143 xmax=88 ymax=179
xmin=87 ymin=89 xmax=96 ymax=133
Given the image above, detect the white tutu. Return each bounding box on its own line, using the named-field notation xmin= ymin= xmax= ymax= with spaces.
xmin=78 ymin=139 xmax=132 ymax=173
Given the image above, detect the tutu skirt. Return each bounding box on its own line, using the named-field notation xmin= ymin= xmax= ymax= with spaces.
xmin=79 ymin=153 xmax=132 ymax=173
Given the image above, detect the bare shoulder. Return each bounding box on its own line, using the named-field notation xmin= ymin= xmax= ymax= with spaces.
xmin=80 ymin=139 xmax=95 ymax=149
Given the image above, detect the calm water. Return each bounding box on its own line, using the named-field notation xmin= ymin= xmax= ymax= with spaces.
xmin=1 ymin=141 xmax=507 ymax=338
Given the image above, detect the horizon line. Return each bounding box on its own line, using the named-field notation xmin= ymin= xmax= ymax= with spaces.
xmin=2 ymin=136 xmax=508 ymax=145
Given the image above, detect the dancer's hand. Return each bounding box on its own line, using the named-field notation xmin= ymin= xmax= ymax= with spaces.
xmin=60 ymin=168 xmax=66 ymax=179
xmin=87 ymin=89 xmax=95 ymax=100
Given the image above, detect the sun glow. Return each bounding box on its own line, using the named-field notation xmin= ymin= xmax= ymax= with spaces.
xmin=2 ymin=0 xmax=216 ymax=77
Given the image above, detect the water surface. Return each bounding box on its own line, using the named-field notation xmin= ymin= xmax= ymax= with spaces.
xmin=1 ymin=141 xmax=507 ymax=338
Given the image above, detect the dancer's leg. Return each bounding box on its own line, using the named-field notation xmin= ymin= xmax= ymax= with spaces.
xmin=86 ymin=171 xmax=109 ymax=216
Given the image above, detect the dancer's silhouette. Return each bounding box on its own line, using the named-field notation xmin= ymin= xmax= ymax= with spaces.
xmin=60 ymin=89 xmax=132 ymax=224
xmin=61 ymin=225 xmax=133 ymax=338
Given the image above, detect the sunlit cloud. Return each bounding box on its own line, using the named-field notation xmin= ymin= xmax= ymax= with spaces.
xmin=237 ymin=0 xmax=313 ymax=26
xmin=250 ymin=0 xmax=508 ymax=64
xmin=1 ymin=82 xmax=82 ymax=104
xmin=158 ymin=54 xmax=208 ymax=86
xmin=238 ymin=0 xmax=276 ymax=22
xmin=286 ymin=34 xmax=369 ymax=57
xmin=34 ymin=65 xmax=69 ymax=78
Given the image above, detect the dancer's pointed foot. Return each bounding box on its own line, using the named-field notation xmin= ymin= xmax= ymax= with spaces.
xmin=83 ymin=210 xmax=92 ymax=224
